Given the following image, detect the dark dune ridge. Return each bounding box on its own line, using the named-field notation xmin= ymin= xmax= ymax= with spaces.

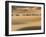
xmin=16 ymin=6 xmax=40 ymax=8
xmin=17 ymin=26 xmax=41 ymax=31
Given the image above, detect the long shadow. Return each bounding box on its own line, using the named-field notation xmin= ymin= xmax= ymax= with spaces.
xmin=17 ymin=26 xmax=41 ymax=31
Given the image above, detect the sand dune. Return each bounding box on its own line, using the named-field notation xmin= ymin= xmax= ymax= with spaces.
xmin=12 ymin=16 xmax=41 ymax=31
xmin=12 ymin=6 xmax=41 ymax=31
xmin=12 ymin=16 xmax=41 ymax=24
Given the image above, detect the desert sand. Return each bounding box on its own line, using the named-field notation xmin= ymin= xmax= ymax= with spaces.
xmin=12 ymin=6 xmax=41 ymax=31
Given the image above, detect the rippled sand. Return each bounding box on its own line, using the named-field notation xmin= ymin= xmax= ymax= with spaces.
xmin=12 ymin=16 xmax=41 ymax=31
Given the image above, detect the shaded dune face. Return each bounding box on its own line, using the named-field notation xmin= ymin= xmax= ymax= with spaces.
xmin=12 ymin=6 xmax=41 ymax=31
xmin=17 ymin=26 xmax=41 ymax=31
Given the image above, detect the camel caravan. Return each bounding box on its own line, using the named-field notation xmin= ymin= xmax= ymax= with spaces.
xmin=12 ymin=6 xmax=41 ymax=16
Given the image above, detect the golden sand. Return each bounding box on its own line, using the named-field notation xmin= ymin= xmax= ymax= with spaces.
xmin=12 ymin=6 xmax=41 ymax=31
